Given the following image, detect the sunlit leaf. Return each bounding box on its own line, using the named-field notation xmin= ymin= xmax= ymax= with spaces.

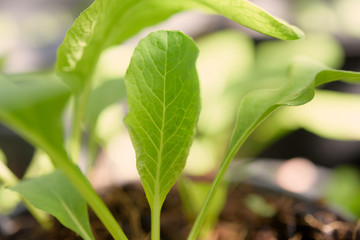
xmin=189 ymin=57 xmax=360 ymax=238
xmin=195 ymin=0 xmax=303 ymax=40
xmin=125 ymin=30 xmax=200 ymax=224
xmin=11 ymin=170 xmax=94 ymax=240
xmin=0 ymin=70 xmax=126 ymax=240
xmin=56 ymin=0 xmax=303 ymax=92
xmin=0 ymin=73 xmax=70 ymax=156
xmin=226 ymin=58 xmax=360 ymax=160
xmin=56 ymin=0 xmax=184 ymax=91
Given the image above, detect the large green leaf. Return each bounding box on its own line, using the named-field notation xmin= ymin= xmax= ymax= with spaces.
xmin=125 ymin=30 xmax=200 ymax=238
xmin=0 ymin=73 xmax=70 ymax=155
xmin=188 ymin=57 xmax=360 ymax=239
xmin=11 ymin=170 xmax=94 ymax=240
xmin=0 ymin=74 xmax=127 ymax=240
xmin=56 ymin=0 xmax=303 ymax=92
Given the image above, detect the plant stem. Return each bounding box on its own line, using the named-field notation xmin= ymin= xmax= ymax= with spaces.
xmin=151 ymin=200 xmax=161 ymax=240
xmin=85 ymin=129 xmax=99 ymax=174
xmin=69 ymin=95 xmax=82 ymax=163
xmin=69 ymin=77 xmax=93 ymax=164
xmin=187 ymin=150 xmax=236 ymax=240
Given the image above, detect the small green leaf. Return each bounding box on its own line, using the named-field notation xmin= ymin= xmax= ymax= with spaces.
xmin=189 ymin=57 xmax=360 ymax=239
xmin=227 ymin=58 xmax=360 ymax=159
xmin=125 ymin=30 xmax=200 ymax=238
xmin=11 ymin=170 xmax=95 ymax=240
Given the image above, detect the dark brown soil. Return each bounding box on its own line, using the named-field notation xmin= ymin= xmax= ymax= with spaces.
xmin=2 ymin=182 xmax=359 ymax=240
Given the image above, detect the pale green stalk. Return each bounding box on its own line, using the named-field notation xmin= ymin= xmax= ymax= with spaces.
xmin=151 ymin=200 xmax=161 ymax=240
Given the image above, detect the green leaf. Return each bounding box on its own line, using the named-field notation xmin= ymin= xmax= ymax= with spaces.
xmin=56 ymin=0 xmax=303 ymax=92
xmin=0 ymin=74 xmax=127 ymax=240
xmin=227 ymin=57 xmax=360 ymax=164
xmin=195 ymin=0 xmax=304 ymax=40
xmin=11 ymin=170 xmax=94 ymax=240
xmin=125 ymin=30 xmax=200 ymax=238
xmin=55 ymin=0 xmax=187 ymax=91
xmin=0 ymin=73 xmax=71 ymax=155
xmin=188 ymin=57 xmax=360 ymax=239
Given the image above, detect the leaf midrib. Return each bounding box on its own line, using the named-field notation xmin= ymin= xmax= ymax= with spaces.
xmin=51 ymin=189 xmax=93 ymax=240
xmin=154 ymin=33 xmax=168 ymax=206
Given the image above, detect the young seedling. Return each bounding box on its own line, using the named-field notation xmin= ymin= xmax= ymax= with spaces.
xmin=1 ymin=0 xmax=360 ymax=240
xmin=124 ymin=30 xmax=200 ymax=239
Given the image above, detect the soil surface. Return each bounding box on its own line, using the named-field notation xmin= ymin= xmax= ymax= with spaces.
xmin=2 ymin=182 xmax=359 ymax=240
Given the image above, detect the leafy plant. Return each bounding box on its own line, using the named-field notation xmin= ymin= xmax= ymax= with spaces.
xmin=1 ymin=1 xmax=360 ymax=240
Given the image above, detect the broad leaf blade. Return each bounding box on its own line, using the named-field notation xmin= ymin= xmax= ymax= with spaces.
xmin=56 ymin=0 xmax=302 ymax=92
xmin=125 ymin=31 xmax=200 ymax=208
xmin=0 ymin=74 xmax=70 ymax=155
xmin=11 ymin=170 xmax=94 ymax=240
xmin=0 ymin=75 xmax=126 ymax=240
